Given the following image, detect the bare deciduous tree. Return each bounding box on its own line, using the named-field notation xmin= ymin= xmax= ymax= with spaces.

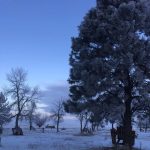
xmin=6 ymin=68 xmax=39 ymax=129
xmin=51 ymin=99 xmax=65 ymax=132
xmin=34 ymin=113 xmax=48 ymax=128
xmin=26 ymin=101 xmax=37 ymax=130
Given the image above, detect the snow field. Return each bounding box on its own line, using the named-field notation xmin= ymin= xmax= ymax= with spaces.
xmin=0 ymin=128 xmax=150 ymax=150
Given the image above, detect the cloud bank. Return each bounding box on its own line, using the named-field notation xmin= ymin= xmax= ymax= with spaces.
xmin=38 ymin=82 xmax=69 ymax=112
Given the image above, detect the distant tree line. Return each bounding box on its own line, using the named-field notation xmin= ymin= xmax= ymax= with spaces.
xmin=0 ymin=68 xmax=65 ymax=135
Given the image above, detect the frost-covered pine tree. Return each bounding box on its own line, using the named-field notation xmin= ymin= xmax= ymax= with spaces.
xmin=0 ymin=92 xmax=11 ymax=127
xmin=65 ymin=0 xmax=150 ymax=145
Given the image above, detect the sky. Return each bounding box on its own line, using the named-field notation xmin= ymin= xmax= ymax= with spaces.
xmin=0 ymin=0 xmax=96 ymax=110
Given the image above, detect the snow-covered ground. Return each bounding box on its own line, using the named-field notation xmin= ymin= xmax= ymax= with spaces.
xmin=0 ymin=127 xmax=150 ymax=150
xmin=0 ymin=128 xmax=111 ymax=150
xmin=135 ymin=131 xmax=150 ymax=150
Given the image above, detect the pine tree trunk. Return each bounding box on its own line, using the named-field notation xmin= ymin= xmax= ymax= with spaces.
xmin=112 ymin=123 xmax=114 ymax=129
xmin=123 ymin=100 xmax=132 ymax=146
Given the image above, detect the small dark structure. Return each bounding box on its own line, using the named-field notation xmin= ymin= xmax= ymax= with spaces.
xmin=45 ymin=125 xmax=55 ymax=129
xmin=61 ymin=127 xmax=66 ymax=131
xmin=111 ymin=126 xmax=136 ymax=146
xmin=12 ymin=127 xmax=23 ymax=135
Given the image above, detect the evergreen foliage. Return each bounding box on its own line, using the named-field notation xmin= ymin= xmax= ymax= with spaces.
xmin=65 ymin=0 xmax=150 ymax=145
xmin=0 ymin=93 xmax=11 ymax=126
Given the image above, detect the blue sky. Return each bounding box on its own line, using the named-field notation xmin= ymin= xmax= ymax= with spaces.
xmin=0 ymin=0 xmax=96 ymax=90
